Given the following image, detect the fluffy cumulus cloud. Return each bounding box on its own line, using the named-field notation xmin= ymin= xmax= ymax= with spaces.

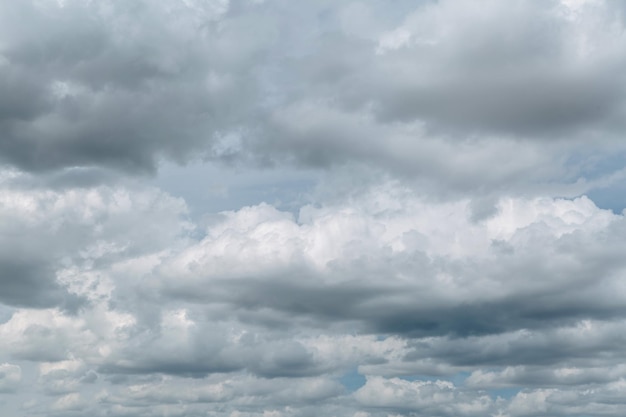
xmin=2 ymin=0 xmax=626 ymax=416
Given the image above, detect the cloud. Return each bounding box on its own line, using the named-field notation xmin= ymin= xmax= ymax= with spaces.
xmin=1 ymin=0 xmax=625 ymax=196
xmin=504 ymin=380 xmax=626 ymax=417
xmin=0 ymin=363 xmax=21 ymax=393
xmin=255 ymin=0 xmax=626 ymax=193
xmin=355 ymin=376 xmax=493 ymax=416
xmin=0 ymin=0 xmax=262 ymax=173
xmin=2 ymin=1 xmax=626 ymax=416
xmin=0 ymin=171 xmax=188 ymax=309
xmin=153 ymin=183 xmax=624 ymax=339
xmin=364 ymin=0 xmax=625 ymax=134
xmin=2 ymin=167 xmax=626 ymax=415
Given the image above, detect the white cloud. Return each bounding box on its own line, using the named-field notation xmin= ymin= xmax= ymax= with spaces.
xmin=355 ymin=376 xmax=493 ymax=415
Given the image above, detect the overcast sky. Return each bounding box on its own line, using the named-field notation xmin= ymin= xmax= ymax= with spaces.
xmin=2 ymin=0 xmax=626 ymax=416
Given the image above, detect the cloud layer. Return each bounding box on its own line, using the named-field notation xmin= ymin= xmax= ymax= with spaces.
xmin=3 ymin=172 xmax=626 ymax=416
xmin=1 ymin=0 xmax=626 ymax=191
xmin=2 ymin=0 xmax=626 ymax=416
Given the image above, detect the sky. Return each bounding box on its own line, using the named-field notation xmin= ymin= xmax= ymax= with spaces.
xmin=1 ymin=0 xmax=626 ymax=416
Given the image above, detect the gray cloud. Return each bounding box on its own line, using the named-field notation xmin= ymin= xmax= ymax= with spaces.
xmin=0 ymin=257 xmax=76 ymax=309
xmin=0 ymin=363 xmax=21 ymax=394
xmin=0 ymin=175 xmax=188 ymax=310
xmin=3 ymin=1 xmax=626 ymax=416
xmin=248 ymin=0 xmax=626 ymax=195
xmin=152 ymin=189 xmax=626 ymax=342
xmin=0 ymin=0 xmax=262 ymax=174
xmin=1 ymin=0 xmax=625 ymax=196
xmin=5 ymin=169 xmax=626 ymax=416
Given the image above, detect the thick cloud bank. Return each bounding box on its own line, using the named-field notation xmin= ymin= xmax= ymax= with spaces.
xmin=2 ymin=0 xmax=626 ymax=416
xmin=3 ymin=173 xmax=626 ymax=416
xmin=1 ymin=0 xmax=626 ymax=192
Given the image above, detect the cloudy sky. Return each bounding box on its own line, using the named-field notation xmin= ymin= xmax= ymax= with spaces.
xmin=2 ymin=0 xmax=626 ymax=416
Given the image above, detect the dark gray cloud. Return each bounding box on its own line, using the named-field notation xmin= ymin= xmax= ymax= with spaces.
xmin=0 ymin=257 xmax=82 ymax=310
xmin=0 ymin=0 xmax=262 ymax=174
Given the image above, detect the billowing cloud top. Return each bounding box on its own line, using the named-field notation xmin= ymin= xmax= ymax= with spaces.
xmin=1 ymin=0 xmax=626 ymax=416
